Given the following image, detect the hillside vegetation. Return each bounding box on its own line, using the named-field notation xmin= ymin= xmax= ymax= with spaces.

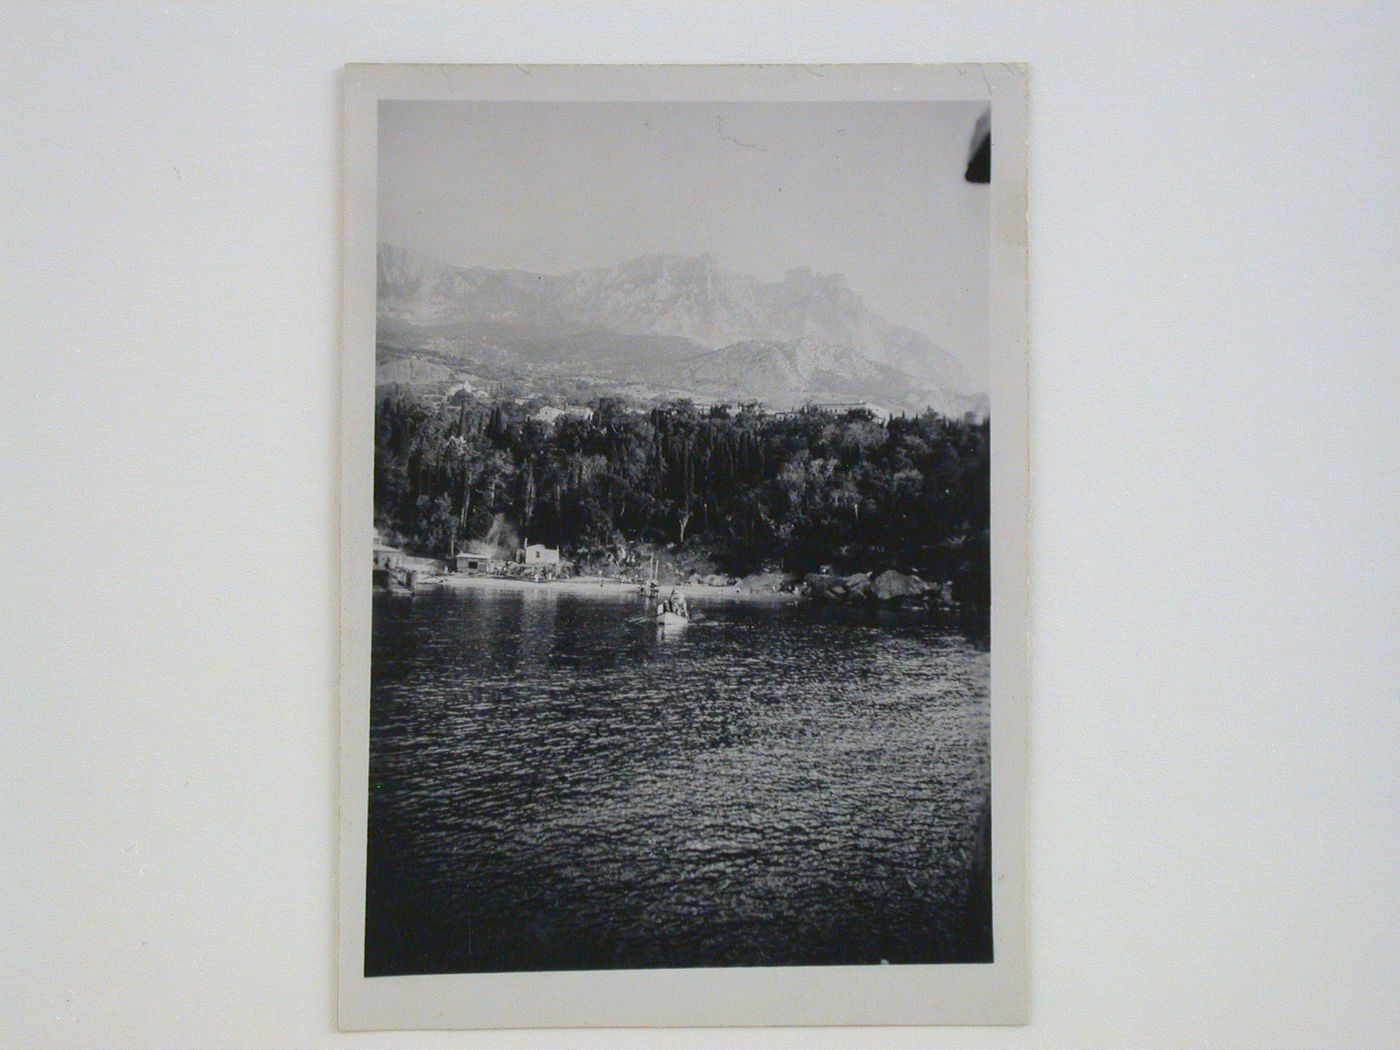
xmin=375 ymin=394 xmax=990 ymax=635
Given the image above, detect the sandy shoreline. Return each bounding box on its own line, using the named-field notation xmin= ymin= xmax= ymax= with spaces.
xmin=434 ymin=574 xmax=796 ymax=602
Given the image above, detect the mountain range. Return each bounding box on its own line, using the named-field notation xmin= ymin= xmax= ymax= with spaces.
xmin=377 ymin=244 xmax=984 ymax=417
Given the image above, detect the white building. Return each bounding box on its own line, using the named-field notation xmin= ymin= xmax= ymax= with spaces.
xmin=372 ymin=531 xmax=403 ymax=570
xmin=532 ymin=405 xmax=594 ymax=425
xmin=520 ymin=542 xmax=560 ymax=567
xmin=452 ymin=548 xmax=502 ymax=574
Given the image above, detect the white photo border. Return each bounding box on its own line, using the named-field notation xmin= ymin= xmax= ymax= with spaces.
xmin=338 ymin=63 xmax=1028 ymax=1030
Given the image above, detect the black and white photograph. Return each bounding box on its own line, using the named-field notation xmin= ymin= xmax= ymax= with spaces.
xmin=339 ymin=63 xmax=1028 ymax=1029
xmin=11 ymin=6 xmax=1399 ymax=1046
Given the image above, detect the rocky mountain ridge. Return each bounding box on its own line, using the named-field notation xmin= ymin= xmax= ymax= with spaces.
xmin=377 ymin=244 xmax=982 ymax=416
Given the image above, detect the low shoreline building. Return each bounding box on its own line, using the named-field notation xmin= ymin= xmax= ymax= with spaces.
xmin=373 ymin=533 xmax=404 ymax=571
xmin=452 ymin=547 xmax=504 ymax=574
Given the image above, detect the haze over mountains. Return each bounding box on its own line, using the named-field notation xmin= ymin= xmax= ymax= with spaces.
xmin=377 ymin=244 xmax=986 ymax=417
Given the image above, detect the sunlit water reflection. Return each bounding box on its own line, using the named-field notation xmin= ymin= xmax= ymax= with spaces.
xmin=366 ymin=585 xmax=990 ymax=975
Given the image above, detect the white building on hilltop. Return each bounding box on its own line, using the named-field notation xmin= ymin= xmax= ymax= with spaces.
xmin=532 ymin=405 xmax=594 ymax=425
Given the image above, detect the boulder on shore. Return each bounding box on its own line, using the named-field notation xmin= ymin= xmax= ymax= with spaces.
xmin=872 ymin=569 xmax=930 ymax=601
xmin=804 ymin=572 xmax=841 ymax=594
xmin=737 ymin=572 xmax=787 ymax=594
xmin=841 ymin=572 xmax=874 ymax=600
xmin=702 ymin=573 xmax=735 ymax=587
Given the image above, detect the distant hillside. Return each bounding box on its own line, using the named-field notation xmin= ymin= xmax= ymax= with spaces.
xmin=681 ymin=340 xmax=982 ymax=418
xmin=375 ymin=356 xmax=451 ymax=386
xmin=377 ymin=244 xmax=983 ymax=415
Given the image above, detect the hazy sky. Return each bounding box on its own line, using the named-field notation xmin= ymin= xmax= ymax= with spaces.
xmin=379 ymin=100 xmax=989 ymax=386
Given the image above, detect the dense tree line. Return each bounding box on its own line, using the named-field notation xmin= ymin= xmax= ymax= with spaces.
xmin=375 ymin=394 xmax=989 ymax=626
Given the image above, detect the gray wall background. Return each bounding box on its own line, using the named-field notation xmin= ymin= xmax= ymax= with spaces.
xmin=3 ymin=3 xmax=1396 ymax=1047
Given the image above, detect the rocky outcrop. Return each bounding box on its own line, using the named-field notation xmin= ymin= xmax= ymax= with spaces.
xmin=842 ymin=572 xmax=873 ymax=600
xmin=736 ymin=572 xmax=788 ymax=594
xmin=871 ymin=569 xmax=929 ymax=601
xmin=375 ymin=243 xmax=980 ymax=410
xmin=803 ymin=568 xmax=941 ymax=608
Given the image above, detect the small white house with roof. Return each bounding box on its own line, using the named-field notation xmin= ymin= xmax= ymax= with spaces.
xmin=372 ymin=531 xmax=403 ymax=570
xmin=452 ymin=546 xmax=503 ymax=574
xmin=520 ymin=540 xmax=560 ymax=567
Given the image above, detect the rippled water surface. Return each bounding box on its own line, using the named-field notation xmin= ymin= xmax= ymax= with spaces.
xmin=366 ymin=585 xmax=990 ymax=975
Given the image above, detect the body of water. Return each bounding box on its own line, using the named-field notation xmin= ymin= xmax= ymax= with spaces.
xmin=366 ymin=584 xmax=990 ymax=975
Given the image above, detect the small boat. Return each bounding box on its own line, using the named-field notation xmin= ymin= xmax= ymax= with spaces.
xmin=652 ymin=598 xmax=704 ymax=626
